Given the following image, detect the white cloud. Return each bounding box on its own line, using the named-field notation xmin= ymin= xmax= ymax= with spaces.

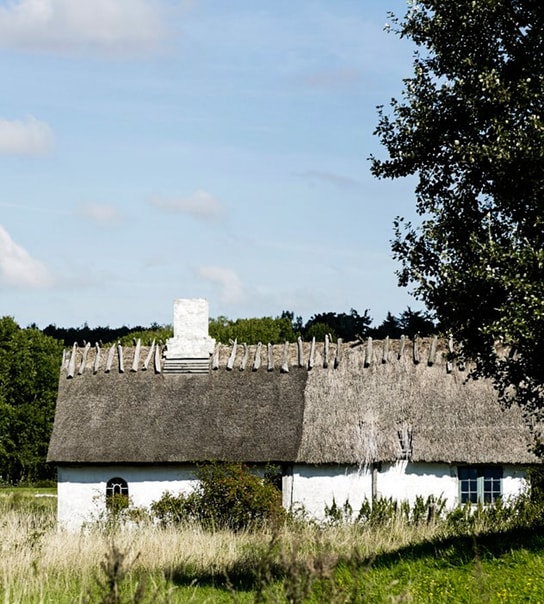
xmin=0 ymin=116 xmax=54 ymax=155
xmin=197 ymin=266 xmax=244 ymax=303
xmin=77 ymin=202 xmax=121 ymax=226
xmin=0 ymin=224 xmax=52 ymax=288
xmin=150 ymin=190 xmax=225 ymax=223
xmin=0 ymin=0 xmax=166 ymax=55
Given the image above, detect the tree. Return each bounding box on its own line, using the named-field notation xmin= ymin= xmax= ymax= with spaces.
xmin=370 ymin=308 xmax=436 ymax=339
xmin=398 ymin=307 xmax=436 ymax=339
xmin=303 ymin=308 xmax=372 ymax=341
xmin=209 ymin=315 xmax=298 ymax=344
xmin=371 ymin=1 xmax=544 ymax=417
xmin=0 ymin=318 xmax=63 ymax=483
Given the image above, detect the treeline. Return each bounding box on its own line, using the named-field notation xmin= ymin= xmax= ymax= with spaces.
xmin=43 ymin=306 xmax=436 ymax=347
xmin=0 ymin=307 xmax=435 ymax=484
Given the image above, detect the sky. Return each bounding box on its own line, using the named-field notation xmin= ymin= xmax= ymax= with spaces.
xmin=0 ymin=0 xmax=422 ymax=329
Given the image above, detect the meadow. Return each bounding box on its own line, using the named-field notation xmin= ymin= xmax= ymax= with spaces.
xmin=1 ymin=489 xmax=544 ymax=603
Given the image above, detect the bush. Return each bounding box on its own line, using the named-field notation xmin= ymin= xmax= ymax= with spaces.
xmin=445 ymin=493 xmax=544 ymax=535
xmin=151 ymin=462 xmax=285 ymax=531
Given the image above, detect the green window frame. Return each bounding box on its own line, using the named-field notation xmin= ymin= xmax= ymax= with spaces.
xmin=458 ymin=466 xmax=502 ymax=504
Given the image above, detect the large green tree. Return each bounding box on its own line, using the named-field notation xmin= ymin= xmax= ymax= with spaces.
xmin=0 ymin=318 xmax=63 ymax=483
xmin=371 ymin=1 xmax=544 ymax=417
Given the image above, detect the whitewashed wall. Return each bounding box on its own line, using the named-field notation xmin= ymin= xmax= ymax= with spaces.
xmin=57 ymin=465 xmax=197 ymax=531
xmin=289 ymin=462 xmax=530 ymax=520
xmin=377 ymin=461 xmax=457 ymax=505
xmin=58 ymin=462 xmax=531 ymax=530
xmin=502 ymin=465 xmax=530 ymax=500
xmin=288 ymin=465 xmax=373 ymax=519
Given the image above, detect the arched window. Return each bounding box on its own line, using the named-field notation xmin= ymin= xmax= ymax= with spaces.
xmin=106 ymin=477 xmax=129 ymax=511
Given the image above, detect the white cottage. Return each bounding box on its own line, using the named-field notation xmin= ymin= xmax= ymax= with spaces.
xmin=47 ymin=299 xmax=538 ymax=530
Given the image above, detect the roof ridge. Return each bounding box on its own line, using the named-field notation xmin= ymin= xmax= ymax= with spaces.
xmin=60 ymin=335 xmax=471 ymax=378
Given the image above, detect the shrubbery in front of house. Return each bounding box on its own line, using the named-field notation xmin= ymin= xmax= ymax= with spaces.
xmin=150 ymin=462 xmax=285 ymax=531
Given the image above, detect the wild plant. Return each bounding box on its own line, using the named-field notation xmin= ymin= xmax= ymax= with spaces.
xmin=150 ymin=462 xmax=285 ymax=531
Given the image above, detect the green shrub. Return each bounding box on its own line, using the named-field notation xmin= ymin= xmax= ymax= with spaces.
xmin=353 ymin=495 xmax=446 ymax=527
xmin=149 ymin=491 xmax=199 ymax=527
xmin=151 ymin=462 xmax=285 ymax=531
xmin=324 ymin=498 xmax=353 ymax=525
xmin=445 ymin=493 xmax=544 ymax=535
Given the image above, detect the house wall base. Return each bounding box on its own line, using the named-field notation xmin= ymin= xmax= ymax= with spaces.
xmin=57 ymin=462 xmax=530 ymax=531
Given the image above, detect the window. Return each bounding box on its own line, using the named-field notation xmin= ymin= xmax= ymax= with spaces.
xmin=106 ymin=477 xmax=129 ymax=510
xmin=459 ymin=466 xmax=502 ymax=504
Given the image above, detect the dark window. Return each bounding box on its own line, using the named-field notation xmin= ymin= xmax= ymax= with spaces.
xmin=459 ymin=466 xmax=502 ymax=504
xmin=106 ymin=477 xmax=129 ymax=510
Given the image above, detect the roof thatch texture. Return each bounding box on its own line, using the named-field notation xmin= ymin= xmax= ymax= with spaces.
xmin=300 ymin=340 xmax=536 ymax=464
xmin=47 ymin=337 xmax=539 ymax=466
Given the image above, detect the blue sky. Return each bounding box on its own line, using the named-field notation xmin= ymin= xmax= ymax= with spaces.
xmin=0 ymin=0 xmax=421 ymax=329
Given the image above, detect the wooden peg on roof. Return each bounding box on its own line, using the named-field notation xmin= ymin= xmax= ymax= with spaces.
xmin=93 ymin=343 xmax=101 ymax=374
xmin=252 ymin=342 xmax=262 ymax=371
xmin=364 ymin=337 xmax=373 ymax=368
xmin=267 ymin=343 xmax=274 ymax=371
xmin=382 ymin=336 xmax=390 ymax=364
xmin=281 ymin=341 xmax=290 ymax=373
xmin=334 ymin=338 xmax=342 ymax=368
xmin=308 ymin=337 xmax=315 ymax=370
xmin=154 ymin=343 xmax=161 ymax=373
xmin=323 ymin=334 xmax=329 ymax=368
xmin=227 ymin=339 xmax=237 ymax=371
xmin=297 ymin=337 xmax=304 ymax=367
xmin=67 ymin=343 xmax=77 ymax=378
xmin=118 ymin=343 xmax=125 ymax=373
xmin=143 ymin=340 xmax=155 ymax=371
xmin=131 ymin=339 xmax=141 ymax=372
xmin=413 ymin=335 xmax=420 ymax=365
xmin=78 ymin=342 xmax=91 ymax=375
xmin=240 ymin=343 xmax=249 ymax=371
xmin=398 ymin=335 xmax=406 ymax=360
xmin=105 ymin=344 xmax=115 ymax=373
xmin=211 ymin=344 xmax=220 ymax=370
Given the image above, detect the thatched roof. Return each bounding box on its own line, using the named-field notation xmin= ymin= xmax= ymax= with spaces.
xmin=47 ymin=337 xmax=540 ymax=466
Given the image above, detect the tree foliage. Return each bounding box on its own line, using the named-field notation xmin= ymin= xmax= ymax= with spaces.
xmin=303 ymin=308 xmax=372 ymax=341
xmin=209 ymin=314 xmax=298 ymax=344
xmin=371 ymin=308 xmax=435 ymax=339
xmin=371 ymin=1 xmax=544 ymax=415
xmin=0 ymin=318 xmax=63 ymax=483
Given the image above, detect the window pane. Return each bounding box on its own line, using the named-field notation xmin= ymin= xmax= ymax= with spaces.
xmin=459 ymin=467 xmax=477 ymax=480
xmin=460 ymin=467 xmax=479 ymax=503
xmin=482 ymin=467 xmax=502 ymax=503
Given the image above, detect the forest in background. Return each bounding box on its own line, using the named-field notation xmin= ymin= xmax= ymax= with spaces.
xmin=42 ymin=306 xmax=436 ymax=347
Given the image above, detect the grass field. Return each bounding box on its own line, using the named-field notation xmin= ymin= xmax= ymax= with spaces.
xmin=1 ymin=488 xmax=544 ymax=602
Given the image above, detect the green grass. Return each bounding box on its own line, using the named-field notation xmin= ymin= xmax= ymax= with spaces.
xmin=165 ymin=526 xmax=544 ymax=603
xmin=1 ymin=491 xmax=544 ymax=603
xmin=321 ymin=528 xmax=544 ymax=603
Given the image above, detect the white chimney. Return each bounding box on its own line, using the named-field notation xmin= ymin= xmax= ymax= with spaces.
xmin=164 ymin=299 xmax=216 ymax=372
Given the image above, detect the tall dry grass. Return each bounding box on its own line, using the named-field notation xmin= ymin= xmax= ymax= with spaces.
xmin=0 ymin=491 xmax=452 ymax=603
